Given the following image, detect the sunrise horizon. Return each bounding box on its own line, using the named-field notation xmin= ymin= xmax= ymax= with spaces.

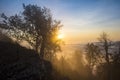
xmin=0 ymin=0 xmax=120 ymax=44
xmin=0 ymin=0 xmax=120 ymax=80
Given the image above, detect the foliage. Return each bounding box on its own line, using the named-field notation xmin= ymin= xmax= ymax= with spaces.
xmin=0 ymin=36 xmax=53 ymax=80
xmin=85 ymin=43 xmax=101 ymax=69
xmin=98 ymin=32 xmax=112 ymax=63
xmin=85 ymin=32 xmax=120 ymax=80
xmin=0 ymin=4 xmax=63 ymax=60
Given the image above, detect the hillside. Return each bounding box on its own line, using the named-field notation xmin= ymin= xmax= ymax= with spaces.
xmin=0 ymin=33 xmax=52 ymax=80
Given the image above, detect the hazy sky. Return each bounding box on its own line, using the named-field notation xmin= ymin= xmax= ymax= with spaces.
xmin=0 ymin=0 xmax=120 ymax=44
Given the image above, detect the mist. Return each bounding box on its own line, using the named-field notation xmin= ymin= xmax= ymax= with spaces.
xmin=51 ymin=44 xmax=93 ymax=80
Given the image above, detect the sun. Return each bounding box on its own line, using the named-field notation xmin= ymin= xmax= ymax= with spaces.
xmin=57 ymin=33 xmax=64 ymax=39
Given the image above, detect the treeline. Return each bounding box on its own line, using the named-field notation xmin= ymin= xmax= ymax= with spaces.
xmin=85 ymin=32 xmax=120 ymax=80
xmin=52 ymin=32 xmax=120 ymax=80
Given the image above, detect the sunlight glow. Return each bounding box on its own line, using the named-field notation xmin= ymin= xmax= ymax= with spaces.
xmin=57 ymin=33 xmax=64 ymax=39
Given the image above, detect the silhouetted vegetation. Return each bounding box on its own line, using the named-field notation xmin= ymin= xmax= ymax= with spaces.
xmin=51 ymin=32 xmax=120 ymax=80
xmin=0 ymin=4 xmax=62 ymax=60
xmin=84 ymin=32 xmax=120 ymax=80
xmin=0 ymin=4 xmax=63 ymax=80
xmin=0 ymin=3 xmax=120 ymax=80
xmin=0 ymin=33 xmax=53 ymax=80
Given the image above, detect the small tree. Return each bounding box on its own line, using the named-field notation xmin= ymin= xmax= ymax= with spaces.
xmin=98 ymin=32 xmax=111 ymax=64
xmin=85 ymin=43 xmax=101 ymax=70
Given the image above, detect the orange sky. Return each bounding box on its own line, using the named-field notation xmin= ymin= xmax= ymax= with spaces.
xmin=62 ymin=29 xmax=120 ymax=44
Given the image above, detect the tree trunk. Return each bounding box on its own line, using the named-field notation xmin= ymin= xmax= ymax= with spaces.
xmin=35 ymin=37 xmax=39 ymax=53
xmin=105 ymin=47 xmax=109 ymax=64
xmin=104 ymin=41 xmax=109 ymax=64
xmin=40 ymin=37 xmax=45 ymax=59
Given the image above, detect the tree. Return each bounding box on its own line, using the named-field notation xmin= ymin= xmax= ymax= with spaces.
xmin=112 ymin=41 xmax=120 ymax=64
xmin=0 ymin=4 xmax=63 ymax=60
xmin=98 ymin=32 xmax=111 ymax=64
xmin=85 ymin=43 xmax=101 ymax=77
